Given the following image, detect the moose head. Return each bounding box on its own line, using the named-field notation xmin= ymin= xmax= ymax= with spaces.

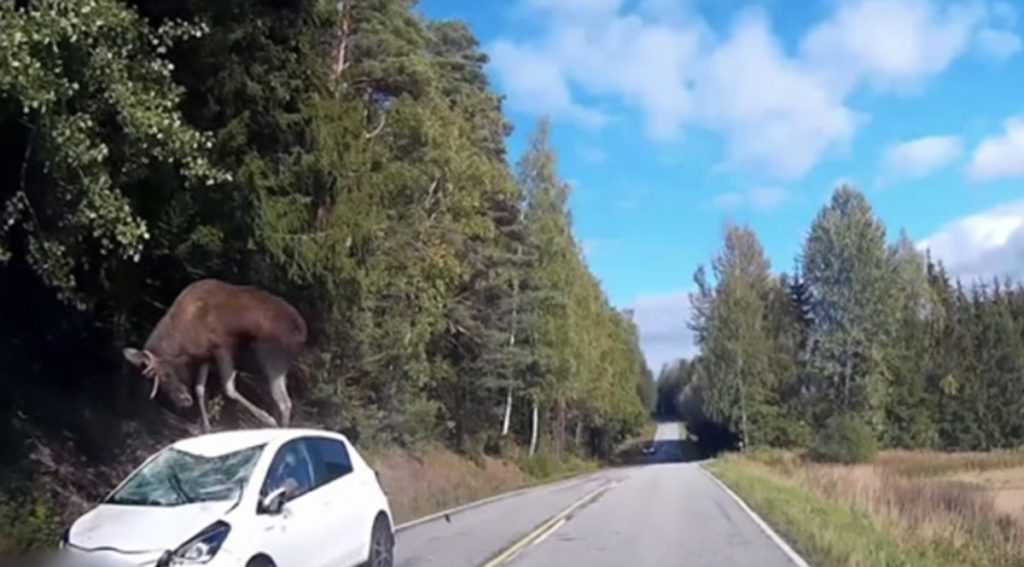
xmin=123 ymin=347 xmax=195 ymax=409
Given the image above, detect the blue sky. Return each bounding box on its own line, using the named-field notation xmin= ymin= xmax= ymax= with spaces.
xmin=418 ymin=0 xmax=1024 ymax=373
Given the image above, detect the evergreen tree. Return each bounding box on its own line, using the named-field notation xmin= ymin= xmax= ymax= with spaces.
xmin=883 ymin=230 xmax=934 ymax=448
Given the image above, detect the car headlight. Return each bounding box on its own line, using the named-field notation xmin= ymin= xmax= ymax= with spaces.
xmin=164 ymin=521 xmax=231 ymax=565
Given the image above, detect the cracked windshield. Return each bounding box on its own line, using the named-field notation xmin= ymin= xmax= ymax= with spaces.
xmin=2 ymin=0 xmax=1024 ymax=566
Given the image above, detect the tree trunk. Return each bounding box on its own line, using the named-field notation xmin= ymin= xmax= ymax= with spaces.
xmin=529 ymin=396 xmax=539 ymax=456
xmin=332 ymin=1 xmax=351 ymax=83
xmin=501 ymin=385 xmax=513 ymax=436
xmin=739 ymin=352 xmax=748 ymax=450
xmin=555 ymin=395 xmax=566 ymax=459
xmin=503 ymin=244 xmax=520 ymax=437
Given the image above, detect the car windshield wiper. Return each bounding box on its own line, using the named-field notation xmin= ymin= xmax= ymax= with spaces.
xmin=167 ymin=468 xmax=194 ymax=504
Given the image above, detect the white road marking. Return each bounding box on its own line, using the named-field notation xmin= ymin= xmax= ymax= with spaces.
xmin=700 ymin=466 xmax=813 ymax=567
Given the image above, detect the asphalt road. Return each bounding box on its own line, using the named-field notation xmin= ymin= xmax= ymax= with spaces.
xmin=393 ymin=422 xmax=804 ymax=567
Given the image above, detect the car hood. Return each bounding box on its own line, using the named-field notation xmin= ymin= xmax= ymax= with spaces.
xmin=69 ymin=500 xmax=238 ymax=554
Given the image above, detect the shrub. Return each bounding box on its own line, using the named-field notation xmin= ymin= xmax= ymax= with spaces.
xmin=810 ymin=414 xmax=878 ymax=464
xmin=0 ymin=476 xmax=61 ymax=554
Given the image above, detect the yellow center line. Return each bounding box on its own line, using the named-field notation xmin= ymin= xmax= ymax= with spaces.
xmin=479 ymin=481 xmax=615 ymax=567
xmin=529 ymin=517 xmax=566 ymax=549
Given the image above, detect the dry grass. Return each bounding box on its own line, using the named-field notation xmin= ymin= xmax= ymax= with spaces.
xmin=711 ymin=449 xmax=1024 ymax=566
xmin=804 ymin=463 xmax=1024 ymax=557
xmin=874 ymin=450 xmax=1024 ymax=478
xmin=951 ymin=468 xmax=1024 ymax=524
xmin=366 ymin=444 xmax=529 ymax=524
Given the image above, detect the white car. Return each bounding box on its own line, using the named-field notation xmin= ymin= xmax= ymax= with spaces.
xmin=57 ymin=428 xmax=395 ymax=567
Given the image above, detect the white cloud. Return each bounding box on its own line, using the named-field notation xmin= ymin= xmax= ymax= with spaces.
xmin=489 ymin=0 xmax=1017 ymax=181
xmin=881 ymin=135 xmax=963 ymax=179
xmin=800 ymin=0 xmax=984 ymax=94
xmin=918 ymin=201 xmax=1024 ymax=282
xmin=630 ymin=290 xmax=698 ymax=372
xmin=968 ymin=115 xmax=1024 ymax=181
xmin=976 ymin=28 xmax=1023 ymax=58
xmin=976 ymin=1 xmax=1021 ymax=59
xmin=488 ymin=41 xmax=610 ymax=129
xmin=697 ymin=8 xmax=860 ymax=178
xmin=712 ymin=186 xmax=788 ymax=212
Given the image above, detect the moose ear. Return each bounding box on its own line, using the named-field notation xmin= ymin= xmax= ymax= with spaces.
xmin=123 ymin=347 xmax=149 ymax=367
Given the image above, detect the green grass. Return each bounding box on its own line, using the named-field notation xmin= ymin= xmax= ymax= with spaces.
xmin=706 ymin=457 xmax=1014 ymax=567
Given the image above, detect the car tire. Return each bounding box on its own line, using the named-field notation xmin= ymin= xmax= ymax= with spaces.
xmin=246 ymin=556 xmax=276 ymax=567
xmin=366 ymin=514 xmax=394 ymax=567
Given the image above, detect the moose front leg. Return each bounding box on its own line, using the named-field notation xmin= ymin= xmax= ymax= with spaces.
xmin=214 ymin=348 xmax=279 ymax=427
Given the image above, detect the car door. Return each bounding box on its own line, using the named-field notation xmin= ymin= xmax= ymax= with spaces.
xmin=253 ymin=438 xmax=335 ymax=567
xmin=304 ymin=436 xmax=366 ymax=567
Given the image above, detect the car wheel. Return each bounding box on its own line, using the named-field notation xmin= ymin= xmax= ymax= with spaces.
xmin=246 ymin=556 xmax=275 ymax=567
xmin=366 ymin=515 xmax=394 ymax=567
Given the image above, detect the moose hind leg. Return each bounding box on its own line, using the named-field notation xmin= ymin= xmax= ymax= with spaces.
xmin=270 ymin=373 xmax=292 ymax=428
xmin=195 ymin=362 xmax=212 ymax=432
xmin=214 ymin=348 xmax=278 ymax=427
xmin=254 ymin=341 xmax=293 ymax=428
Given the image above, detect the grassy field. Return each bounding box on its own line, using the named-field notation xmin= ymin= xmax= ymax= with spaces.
xmin=707 ymin=450 xmax=1024 ymax=567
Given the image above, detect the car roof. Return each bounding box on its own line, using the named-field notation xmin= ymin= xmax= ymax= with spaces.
xmin=170 ymin=427 xmax=349 ymax=457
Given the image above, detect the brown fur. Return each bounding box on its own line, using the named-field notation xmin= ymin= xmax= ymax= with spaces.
xmin=123 ymin=278 xmax=307 ymax=431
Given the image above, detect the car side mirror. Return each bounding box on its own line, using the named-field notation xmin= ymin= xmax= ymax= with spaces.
xmin=259 ymin=487 xmax=288 ymax=515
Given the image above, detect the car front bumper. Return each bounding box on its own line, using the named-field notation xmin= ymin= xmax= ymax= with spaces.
xmin=54 ymin=545 xmax=245 ymax=567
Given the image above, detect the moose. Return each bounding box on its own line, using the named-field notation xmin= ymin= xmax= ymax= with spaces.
xmin=122 ymin=278 xmax=308 ymax=432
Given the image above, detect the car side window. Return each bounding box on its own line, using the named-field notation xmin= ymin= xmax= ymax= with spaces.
xmin=261 ymin=439 xmax=316 ymax=501
xmin=306 ymin=437 xmax=354 ymax=486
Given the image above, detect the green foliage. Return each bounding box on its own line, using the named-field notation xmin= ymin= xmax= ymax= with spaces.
xmin=810 ymin=414 xmax=879 ymax=464
xmin=0 ymin=473 xmax=61 ymax=553
xmin=0 ymin=2 xmax=651 ymax=544
xmin=687 ymin=223 xmax=800 ymax=447
xmin=666 ymin=183 xmax=1024 ymax=458
xmin=0 ymin=0 xmax=226 ymax=307
xmin=802 ymin=185 xmax=895 ymax=434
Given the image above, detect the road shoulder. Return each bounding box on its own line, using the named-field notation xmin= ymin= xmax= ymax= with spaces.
xmin=699 ymin=464 xmax=811 ymax=567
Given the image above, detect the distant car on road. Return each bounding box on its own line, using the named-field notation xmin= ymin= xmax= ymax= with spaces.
xmin=641 ymin=442 xmax=657 ymax=455
xmin=58 ymin=428 xmax=394 ymax=567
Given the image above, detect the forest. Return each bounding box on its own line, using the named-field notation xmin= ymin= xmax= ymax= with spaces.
xmin=0 ymin=0 xmax=654 ymax=545
xmin=657 ymin=185 xmax=1024 ymax=462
